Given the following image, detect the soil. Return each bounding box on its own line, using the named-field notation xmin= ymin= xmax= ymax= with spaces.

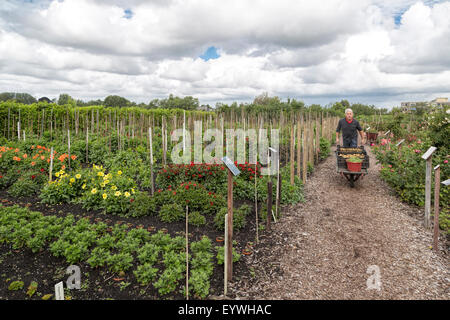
xmin=230 ymin=145 xmax=450 ymax=300
xmin=0 ymin=190 xmax=257 ymax=300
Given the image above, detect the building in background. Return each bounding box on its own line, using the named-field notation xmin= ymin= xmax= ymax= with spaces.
xmin=401 ymin=97 xmax=449 ymax=112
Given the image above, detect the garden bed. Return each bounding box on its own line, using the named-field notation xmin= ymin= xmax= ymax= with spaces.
xmin=0 ymin=192 xmax=263 ymax=300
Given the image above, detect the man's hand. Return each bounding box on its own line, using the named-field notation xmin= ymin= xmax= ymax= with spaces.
xmin=336 ymin=137 xmax=339 ymax=145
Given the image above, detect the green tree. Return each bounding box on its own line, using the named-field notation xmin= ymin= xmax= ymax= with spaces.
xmin=104 ymin=95 xmax=130 ymax=108
xmin=58 ymin=93 xmax=76 ymax=106
xmin=0 ymin=92 xmax=36 ymax=104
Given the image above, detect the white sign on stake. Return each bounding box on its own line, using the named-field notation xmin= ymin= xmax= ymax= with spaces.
xmin=384 ymin=130 xmax=390 ymax=136
xmin=442 ymin=179 xmax=450 ymax=186
xmin=221 ymin=156 xmax=240 ymax=176
xmin=421 ymin=146 xmax=437 ymax=160
xmin=55 ymin=281 xmax=64 ymax=300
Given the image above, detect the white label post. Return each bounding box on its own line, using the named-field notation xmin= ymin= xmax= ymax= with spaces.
xmin=55 ymin=281 xmax=64 ymax=300
xmin=422 ymin=146 xmax=437 ymax=229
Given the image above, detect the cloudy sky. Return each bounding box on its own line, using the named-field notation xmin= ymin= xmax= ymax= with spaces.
xmin=0 ymin=0 xmax=449 ymax=108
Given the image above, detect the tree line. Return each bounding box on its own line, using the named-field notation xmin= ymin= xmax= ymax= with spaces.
xmin=0 ymin=91 xmax=389 ymax=116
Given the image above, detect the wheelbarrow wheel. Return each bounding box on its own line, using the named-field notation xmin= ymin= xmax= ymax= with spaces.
xmin=349 ymin=175 xmax=355 ymax=188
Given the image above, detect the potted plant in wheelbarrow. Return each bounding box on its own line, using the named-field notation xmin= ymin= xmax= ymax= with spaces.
xmin=346 ymin=156 xmax=363 ymax=172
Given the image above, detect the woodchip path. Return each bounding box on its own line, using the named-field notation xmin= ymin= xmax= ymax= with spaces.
xmin=230 ymin=146 xmax=449 ymax=299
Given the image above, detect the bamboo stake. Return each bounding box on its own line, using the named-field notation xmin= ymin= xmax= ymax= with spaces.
xmin=297 ymin=116 xmax=301 ymax=178
xmin=255 ymin=162 xmax=258 ymax=244
xmin=185 ymin=205 xmax=189 ymax=300
xmin=290 ymin=122 xmax=295 ymax=185
xmin=148 ymin=127 xmax=154 ymax=195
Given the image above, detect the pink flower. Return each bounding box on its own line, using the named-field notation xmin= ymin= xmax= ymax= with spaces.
xmin=388 ymin=165 xmax=392 ymax=168
xmin=444 ymin=160 xmax=449 ymax=164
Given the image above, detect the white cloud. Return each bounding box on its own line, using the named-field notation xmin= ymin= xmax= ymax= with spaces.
xmin=0 ymin=0 xmax=449 ymax=107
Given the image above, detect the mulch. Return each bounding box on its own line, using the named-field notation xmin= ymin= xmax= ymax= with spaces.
xmin=230 ymin=145 xmax=450 ymax=300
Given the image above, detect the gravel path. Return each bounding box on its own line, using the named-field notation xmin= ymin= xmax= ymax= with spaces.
xmin=231 ymin=146 xmax=449 ymax=300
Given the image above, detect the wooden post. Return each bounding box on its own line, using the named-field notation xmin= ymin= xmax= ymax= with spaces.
xmin=297 ymin=117 xmax=301 ymax=178
xmin=290 ymin=123 xmax=295 ymax=185
xmin=315 ymin=118 xmax=320 ymax=164
xmin=433 ymin=165 xmax=440 ymax=251
xmin=68 ymin=130 xmax=71 ymax=170
xmin=7 ymin=108 xmax=10 ymax=140
xmin=224 ymin=213 xmax=229 ymax=296
xmin=302 ymin=124 xmax=307 ymax=183
xmin=425 ymin=158 xmax=432 ymax=229
xmin=226 ymin=169 xmax=233 ymax=281
xmin=86 ymin=125 xmax=89 ymax=164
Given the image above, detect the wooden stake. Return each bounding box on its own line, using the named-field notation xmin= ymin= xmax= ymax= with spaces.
xmin=226 ymin=169 xmax=233 ymax=281
xmin=185 ymin=205 xmax=189 ymax=300
xmin=425 ymin=157 xmax=432 ymax=229
xmin=86 ymin=125 xmax=89 ymax=164
xmin=433 ymin=166 xmax=440 ymax=251
xmin=224 ymin=213 xmax=229 ymax=296
xmin=148 ymin=127 xmax=154 ymax=195
xmin=297 ymin=117 xmax=301 ymax=178
xmin=290 ymin=123 xmax=295 ymax=185
xmin=255 ymin=162 xmax=258 ymax=244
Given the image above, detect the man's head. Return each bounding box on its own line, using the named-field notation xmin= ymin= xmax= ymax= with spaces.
xmin=345 ymin=108 xmax=353 ymax=121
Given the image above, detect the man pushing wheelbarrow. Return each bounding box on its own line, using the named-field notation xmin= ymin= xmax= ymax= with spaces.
xmin=335 ymin=109 xmax=369 ymax=187
xmin=335 ymin=108 xmax=365 ymax=147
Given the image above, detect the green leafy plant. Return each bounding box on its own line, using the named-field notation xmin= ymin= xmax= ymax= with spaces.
xmin=215 ymin=242 xmax=241 ymax=265
xmin=8 ymin=280 xmax=24 ymax=291
xmin=188 ymin=211 xmax=206 ymax=227
xmin=87 ymin=247 xmax=111 ymax=268
xmin=134 ymin=263 xmax=159 ymax=285
xmin=107 ymin=252 xmax=134 ymax=273
xmin=159 ymin=203 xmax=184 ymax=223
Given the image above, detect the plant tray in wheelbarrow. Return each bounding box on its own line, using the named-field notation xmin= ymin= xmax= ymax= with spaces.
xmin=336 ymin=146 xmax=370 ymax=173
xmin=346 ymin=157 xmax=363 ymax=172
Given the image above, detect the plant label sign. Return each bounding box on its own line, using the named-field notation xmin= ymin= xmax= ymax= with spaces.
xmin=442 ymin=179 xmax=450 ymax=186
xmin=384 ymin=130 xmax=390 ymax=136
xmin=55 ymin=281 xmax=64 ymax=300
xmin=221 ymin=156 xmax=240 ymax=176
xmin=421 ymin=146 xmax=437 ymax=160
xmin=395 ymin=139 xmax=405 ymax=147
xmin=268 ymin=147 xmax=278 ymax=154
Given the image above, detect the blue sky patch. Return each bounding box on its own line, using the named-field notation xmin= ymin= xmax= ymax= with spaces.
xmin=123 ymin=9 xmax=133 ymax=19
xmin=200 ymin=46 xmax=220 ymax=61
